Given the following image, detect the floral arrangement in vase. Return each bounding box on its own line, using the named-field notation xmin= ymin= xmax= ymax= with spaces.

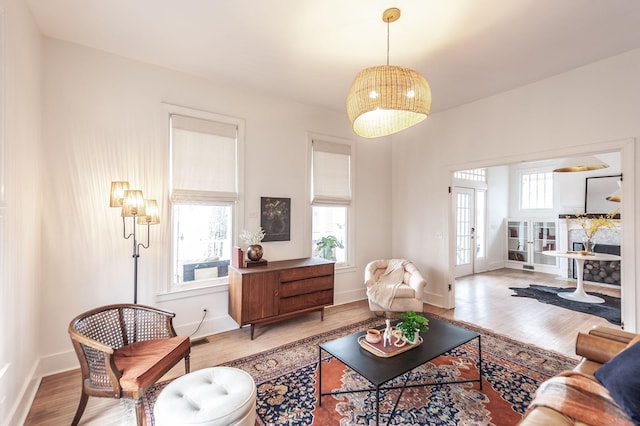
xmin=239 ymin=227 xmax=265 ymax=261
xmin=567 ymin=210 xmax=618 ymax=253
xmin=240 ymin=227 xmax=265 ymax=245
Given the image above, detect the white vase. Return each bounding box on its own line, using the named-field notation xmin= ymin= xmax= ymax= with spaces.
xmin=404 ymin=330 xmax=419 ymax=344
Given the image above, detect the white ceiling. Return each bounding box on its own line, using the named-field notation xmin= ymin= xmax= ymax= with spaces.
xmin=25 ymin=0 xmax=640 ymax=114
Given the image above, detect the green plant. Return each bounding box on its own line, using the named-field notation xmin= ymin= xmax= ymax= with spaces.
xmin=396 ymin=310 xmax=429 ymax=342
xmin=315 ymin=235 xmax=344 ymax=261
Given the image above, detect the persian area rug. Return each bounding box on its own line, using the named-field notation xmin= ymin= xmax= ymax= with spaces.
xmin=142 ymin=315 xmax=577 ymax=426
xmin=510 ymin=284 xmax=621 ymax=325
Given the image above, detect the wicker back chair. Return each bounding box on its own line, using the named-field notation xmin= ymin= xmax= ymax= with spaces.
xmin=68 ymin=304 xmax=191 ymax=425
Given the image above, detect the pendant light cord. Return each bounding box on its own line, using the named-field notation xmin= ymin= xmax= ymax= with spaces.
xmin=386 ymin=17 xmax=390 ymax=66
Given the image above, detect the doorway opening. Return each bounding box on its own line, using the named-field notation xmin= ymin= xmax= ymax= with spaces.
xmin=447 ymin=144 xmax=633 ymax=331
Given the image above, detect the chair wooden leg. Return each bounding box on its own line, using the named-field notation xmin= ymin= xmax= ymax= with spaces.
xmin=185 ymin=353 xmax=191 ymax=373
xmin=71 ymin=391 xmax=89 ymax=426
xmin=135 ymin=398 xmax=143 ymax=426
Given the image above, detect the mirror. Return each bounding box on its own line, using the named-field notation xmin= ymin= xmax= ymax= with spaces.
xmin=585 ymin=174 xmax=621 ymax=214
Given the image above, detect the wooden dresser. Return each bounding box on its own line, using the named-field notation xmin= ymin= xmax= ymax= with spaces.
xmin=228 ymin=257 xmax=335 ymax=339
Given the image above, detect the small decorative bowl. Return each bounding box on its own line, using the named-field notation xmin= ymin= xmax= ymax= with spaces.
xmin=365 ymin=329 xmax=382 ymax=344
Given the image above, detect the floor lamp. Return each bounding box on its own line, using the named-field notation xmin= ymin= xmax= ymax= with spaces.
xmin=110 ymin=181 xmax=160 ymax=304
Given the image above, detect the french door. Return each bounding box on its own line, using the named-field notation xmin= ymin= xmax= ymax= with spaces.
xmin=454 ymin=187 xmax=486 ymax=277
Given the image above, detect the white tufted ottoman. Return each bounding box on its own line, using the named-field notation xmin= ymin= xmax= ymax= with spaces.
xmin=153 ymin=366 xmax=257 ymax=426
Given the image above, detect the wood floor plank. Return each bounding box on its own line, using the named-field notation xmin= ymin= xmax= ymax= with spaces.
xmin=24 ymin=268 xmax=621 ymax=425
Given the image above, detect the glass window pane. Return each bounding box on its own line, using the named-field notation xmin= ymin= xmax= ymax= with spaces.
xmin=454 ymin=168 xmax=486 ymax=182
xmin=521 ymin=171 xmax=553 ymax=209
xmin=312 ymin=206 xmax=346 ymax=264
xmin=173 ymin=204 xmax=232 ymax=285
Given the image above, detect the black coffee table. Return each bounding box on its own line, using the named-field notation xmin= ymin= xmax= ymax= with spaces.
xmin=318 ymin=317 xmax=481 ymax=425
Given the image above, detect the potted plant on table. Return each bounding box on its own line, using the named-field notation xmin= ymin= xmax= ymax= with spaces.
xmin=396 ymin=311 xmax=429 ymax=344
xmin=315 ymin=235 xmax=344 ymax=261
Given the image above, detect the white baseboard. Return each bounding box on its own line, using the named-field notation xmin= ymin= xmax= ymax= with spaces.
xmin=5 ymin=361 xmax=39 ymax=426
xmin=333 ymin=288 xmax=366 ymax=306
xmin=424 ymin=290 xmax=446 ymax=308
xmin=175 ymin=314 xmax=240 ymax=341
xmin=37 ymin=348 xmax=79 ymax=378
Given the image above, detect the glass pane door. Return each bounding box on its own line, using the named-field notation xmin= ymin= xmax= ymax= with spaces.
xmin=507 ymin=220 xmax=529 ymax=263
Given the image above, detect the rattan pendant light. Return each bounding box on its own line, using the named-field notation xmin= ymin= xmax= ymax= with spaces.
xmin=347 ymin=8 xmax=431 ymax=138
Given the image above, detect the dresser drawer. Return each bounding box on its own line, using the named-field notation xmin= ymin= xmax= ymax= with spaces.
xmin=279 ymin=290 xmax=334 ymax=314
xmin=279 ymin=276 xmax=333 ymax=298
xmin=279 ymin=263 xmax=334 ymax=282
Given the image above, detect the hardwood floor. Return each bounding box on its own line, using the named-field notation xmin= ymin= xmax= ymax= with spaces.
xmin=435 ymin=267 xmax=620 ymax=357
xmin=24 ymin=268 xmax=621 ymax=425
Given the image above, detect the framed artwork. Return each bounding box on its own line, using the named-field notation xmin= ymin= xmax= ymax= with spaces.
xmin=261 ymin=197 xmax=291 ymax=242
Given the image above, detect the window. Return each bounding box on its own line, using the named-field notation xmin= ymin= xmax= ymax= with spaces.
xmin=521 ymin=171 xmax=553 ymax=209
xmin=454 ymin=168 xmax=486 ymax=182
xmin=312 ymin=206 xmax=347 ymax=263
xmin=310 ymin=136 xmax=353 ymax=266
xmin=169 ymin=109 xmax=243 ymax=290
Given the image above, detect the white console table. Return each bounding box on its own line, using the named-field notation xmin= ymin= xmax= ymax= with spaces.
xmin=542 ymin=251 xmax=621 ymax=303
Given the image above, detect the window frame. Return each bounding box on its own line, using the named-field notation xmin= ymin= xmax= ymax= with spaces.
xmin=171 ymin=201 xmax=234 ymax=290
xmin=163 ymin=104 xmax=245 ymax=295
xmin=519 ymin=168 xmax=554 ymax=212
xmin=308 ymin=133 xmax=355 ymax=269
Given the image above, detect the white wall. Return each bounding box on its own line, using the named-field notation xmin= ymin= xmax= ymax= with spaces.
xmin=507 ymin=152 xmax=621 ymax=219
xmin=485 ymin=165 xmax=509 ymax=271
xmin=36 ymin=39 xmax=392 ymax=377
xmin=0 ymin=0 xmax=43 ymax=424
xmin=392 ymin=49 xmax=639 ymax=328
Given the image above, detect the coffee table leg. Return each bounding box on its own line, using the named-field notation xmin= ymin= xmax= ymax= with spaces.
xmin=318 ymin=346 xmax=323 ymax=407
xmin=478 ymin=335 xmax=483 ymax=391
xmin=376 ymin=386 xmax=380 ymax=426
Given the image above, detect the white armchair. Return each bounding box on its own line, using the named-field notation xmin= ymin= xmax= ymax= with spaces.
xmin=364 ymin=259 xmax=426 ymax=313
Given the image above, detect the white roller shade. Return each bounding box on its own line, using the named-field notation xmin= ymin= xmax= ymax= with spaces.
xmin=171 ymin=114 xmax=238 ymax=202
xmin=312 ymin=139 xmax=352 ymax=204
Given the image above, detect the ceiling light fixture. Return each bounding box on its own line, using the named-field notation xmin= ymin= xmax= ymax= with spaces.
xmin=346 ymin=8 xmax=431 ymax=138
xmin=606 ymin=179 xmax=622 ymax=202
xmin=552 ymin=155 xmax=609 ymax=172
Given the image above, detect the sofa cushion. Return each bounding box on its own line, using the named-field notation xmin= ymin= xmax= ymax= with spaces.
xmin=114 ymin=336 xmax=190 ymax=391
xmin=594 ymin=339 xmax=640 ymax=423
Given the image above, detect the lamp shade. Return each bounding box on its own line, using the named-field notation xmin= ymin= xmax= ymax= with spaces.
xmin=109 ymin=181 xmax=130 ymax=207
xmin=553 ymin=155 xmax=609 ymax=172
xmin=121 ymin=190 xmax=146 ymax=217
xmin=606 ymin=191 xmax=621 ymax=202
xmin=606 ymin=180 xmax=622 ymax=202
xmin=137 ymin=199 xmax=161 ymax=224
xmin=346 ymin=65 xmax=431 ymax=138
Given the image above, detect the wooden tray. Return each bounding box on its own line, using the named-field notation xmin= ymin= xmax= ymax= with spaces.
xmin=358 ymin=335 xmax=423 ymax=358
